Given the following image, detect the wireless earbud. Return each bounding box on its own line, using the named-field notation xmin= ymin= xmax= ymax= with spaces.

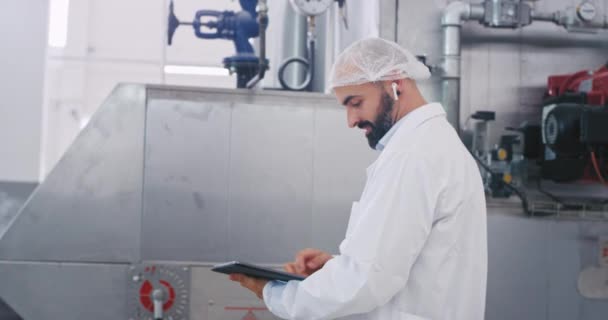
xmin=391 ymin=82 xmax=399 ymax=101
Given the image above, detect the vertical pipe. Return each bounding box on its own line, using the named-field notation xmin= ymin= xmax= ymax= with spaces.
xmin=441 ymin=1 xmax=485 ymax=133
xmin=441 ymin=25 xmax=463 ymax=132
xmin=311 ymin=12 xmax=327 ymax=92
xmin=282 ymin=5 xmax=307 ymax=87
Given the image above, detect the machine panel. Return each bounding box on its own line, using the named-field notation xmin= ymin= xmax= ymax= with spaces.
xmin=0 ymin=262 xmax=128 ymax=320
xmin=141 ymin=100 xmax=232 ymax=262
xmin=0 ymin=84 xmax=145 ymax=263
xmin=227 ymin=103 xmax=315 ymax=263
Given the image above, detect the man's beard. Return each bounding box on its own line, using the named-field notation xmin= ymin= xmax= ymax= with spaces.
xmin=358 ymin=92 xmax=395 ymax=149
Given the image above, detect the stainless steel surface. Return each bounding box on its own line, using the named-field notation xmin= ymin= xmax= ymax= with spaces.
xmin=0 ymin=84 xmax=145 ymax=263
xmin=0 ymin=181 xmax=37 ymax=238
xmin=141 ymin=100 xmax=232 ymax=262
xmin=190 ymin=267 xmax=278 ymax=320
xmin=0 ymin=262 xmax=128 ymax=320
xmin=487 ymin=213 xmax=608 ymax=320
xmin=141 ymin=87 xmax=374 ymax=263
xmin=227 ymin=103 xmax=314 ymax=263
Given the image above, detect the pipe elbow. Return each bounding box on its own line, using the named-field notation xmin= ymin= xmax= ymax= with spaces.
xmin=442 ymin=1 xmax=471 ymax=26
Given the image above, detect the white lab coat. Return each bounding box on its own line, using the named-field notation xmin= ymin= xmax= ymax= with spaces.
xmin=263 ymin=103 xmax=488 ymax=320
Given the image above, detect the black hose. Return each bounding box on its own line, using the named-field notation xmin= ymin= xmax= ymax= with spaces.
xmin=278 ymin=39 xmax=315 ymax=91
xmin=536 ymin=177 xmax=563 ymax=204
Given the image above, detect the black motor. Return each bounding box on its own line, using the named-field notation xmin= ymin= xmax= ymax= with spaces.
xmin=540 ymin=103 xmax=608 ymax=182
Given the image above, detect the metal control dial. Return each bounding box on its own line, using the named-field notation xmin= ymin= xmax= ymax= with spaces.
xmin=289 ymin=0 xmax=334 ymax=16
xmin=128 ymin=265 xmax=190 ymax=320
xmin=577 ymin=1 xmax=597 ymax=22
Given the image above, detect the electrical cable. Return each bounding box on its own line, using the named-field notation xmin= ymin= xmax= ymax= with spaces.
xmin=590 ymin=151 xmax=608 ymax=186
xmin=469 ymin=150 xmax=558 ymax=216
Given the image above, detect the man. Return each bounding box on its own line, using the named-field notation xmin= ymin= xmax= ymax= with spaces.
xmin=230 ymin=37 xmax=488 ymax=320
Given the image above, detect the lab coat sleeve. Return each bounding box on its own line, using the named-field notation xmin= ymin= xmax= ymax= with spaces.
xmin=262 ymin=152 xmax=440 ymax=319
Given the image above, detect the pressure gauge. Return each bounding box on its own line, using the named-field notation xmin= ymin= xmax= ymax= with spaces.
xmin=290 ymin=0 xmax=334 ymax=16
xmin=577 ymin=1 xmax=597 ymax=22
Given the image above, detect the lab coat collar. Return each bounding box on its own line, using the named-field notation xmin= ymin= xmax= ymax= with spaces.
xmin=380 ymin=102 xmax=446 ymax=153
xmin=366 ymin=103 xmax=446 ymax=179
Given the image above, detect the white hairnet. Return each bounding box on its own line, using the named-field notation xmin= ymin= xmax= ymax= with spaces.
xmin=329 ymin=37 xmax=431 ymax=89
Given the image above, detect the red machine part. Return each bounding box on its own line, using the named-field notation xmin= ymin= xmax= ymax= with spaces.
xmin=547 ymin=64 xmax=608 ymax=106
xmin=139 ymin=279 xmax=177 ymax=312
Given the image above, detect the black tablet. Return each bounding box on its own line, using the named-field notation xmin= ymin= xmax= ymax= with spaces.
xmin=212 ymin=261 xmax=306 ymax=282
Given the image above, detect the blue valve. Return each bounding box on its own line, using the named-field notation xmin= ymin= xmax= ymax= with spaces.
xmin=167 ymin=0 xmax=267 ymax=88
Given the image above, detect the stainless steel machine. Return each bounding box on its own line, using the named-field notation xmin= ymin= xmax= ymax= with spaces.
xmin=0 ymin=84 xmax=375 ymax=320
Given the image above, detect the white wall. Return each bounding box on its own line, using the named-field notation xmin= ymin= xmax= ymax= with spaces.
xmin=42 ymin=0 xmax=242 ymax=176
xmin=0 ymin=0 xmax=49 ymax=182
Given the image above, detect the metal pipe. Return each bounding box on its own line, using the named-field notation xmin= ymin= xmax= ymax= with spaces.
xmin=440 ymin=1 xmax=485 ymax=132
xmin=440 ymin=0 xmax=608 ymax=133
xmin=282 ymin=4 xmax=308 ymax=88
xmin=531 ymin=8 xmax=608 ymax=29
xmin=469 ymin=3 xmax=486 ymax=20
xmin=530 ymin=10 xmax=556 ymax=22
xmin=246 ymin=0 xmax=269 ymax=89
xmin=278 ymin=16 xmax=317 ymax=91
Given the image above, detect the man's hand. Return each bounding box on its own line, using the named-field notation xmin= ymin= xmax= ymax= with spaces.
xmin=229 ymin=274 xmax=268 ymax=299
xmin=284 ymin=248 xmax=333 ymax=276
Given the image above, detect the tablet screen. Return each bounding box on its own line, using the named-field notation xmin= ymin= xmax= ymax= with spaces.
xmin=212 ymin=261 xmax=306 ymax=282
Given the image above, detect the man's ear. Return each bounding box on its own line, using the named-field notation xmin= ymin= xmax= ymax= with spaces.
xmin=390 ymin=79 xmax=404 ymax=100
xmin=391 ymin=82 xmax=399 ymax=101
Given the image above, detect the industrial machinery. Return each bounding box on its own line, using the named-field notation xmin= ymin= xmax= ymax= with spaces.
xmin=0 ymin=84 xmax=376 ymax=320
xmin=166 ymin=0 xmax=346 ymax=92
xmin=167 ymin=0 xmax=269 ymax=89
xmin=538 ymin=63 xmax=608 ymax=184
xmin=440 ymin=0 xmax=608 ymax=132
xmin=465 ymin=110 xmax=525 ymax=198
xmin=445 ymin=0 xmax=607 ymax=215
xmin=465 ymin=63 xmax=608 ymax=215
